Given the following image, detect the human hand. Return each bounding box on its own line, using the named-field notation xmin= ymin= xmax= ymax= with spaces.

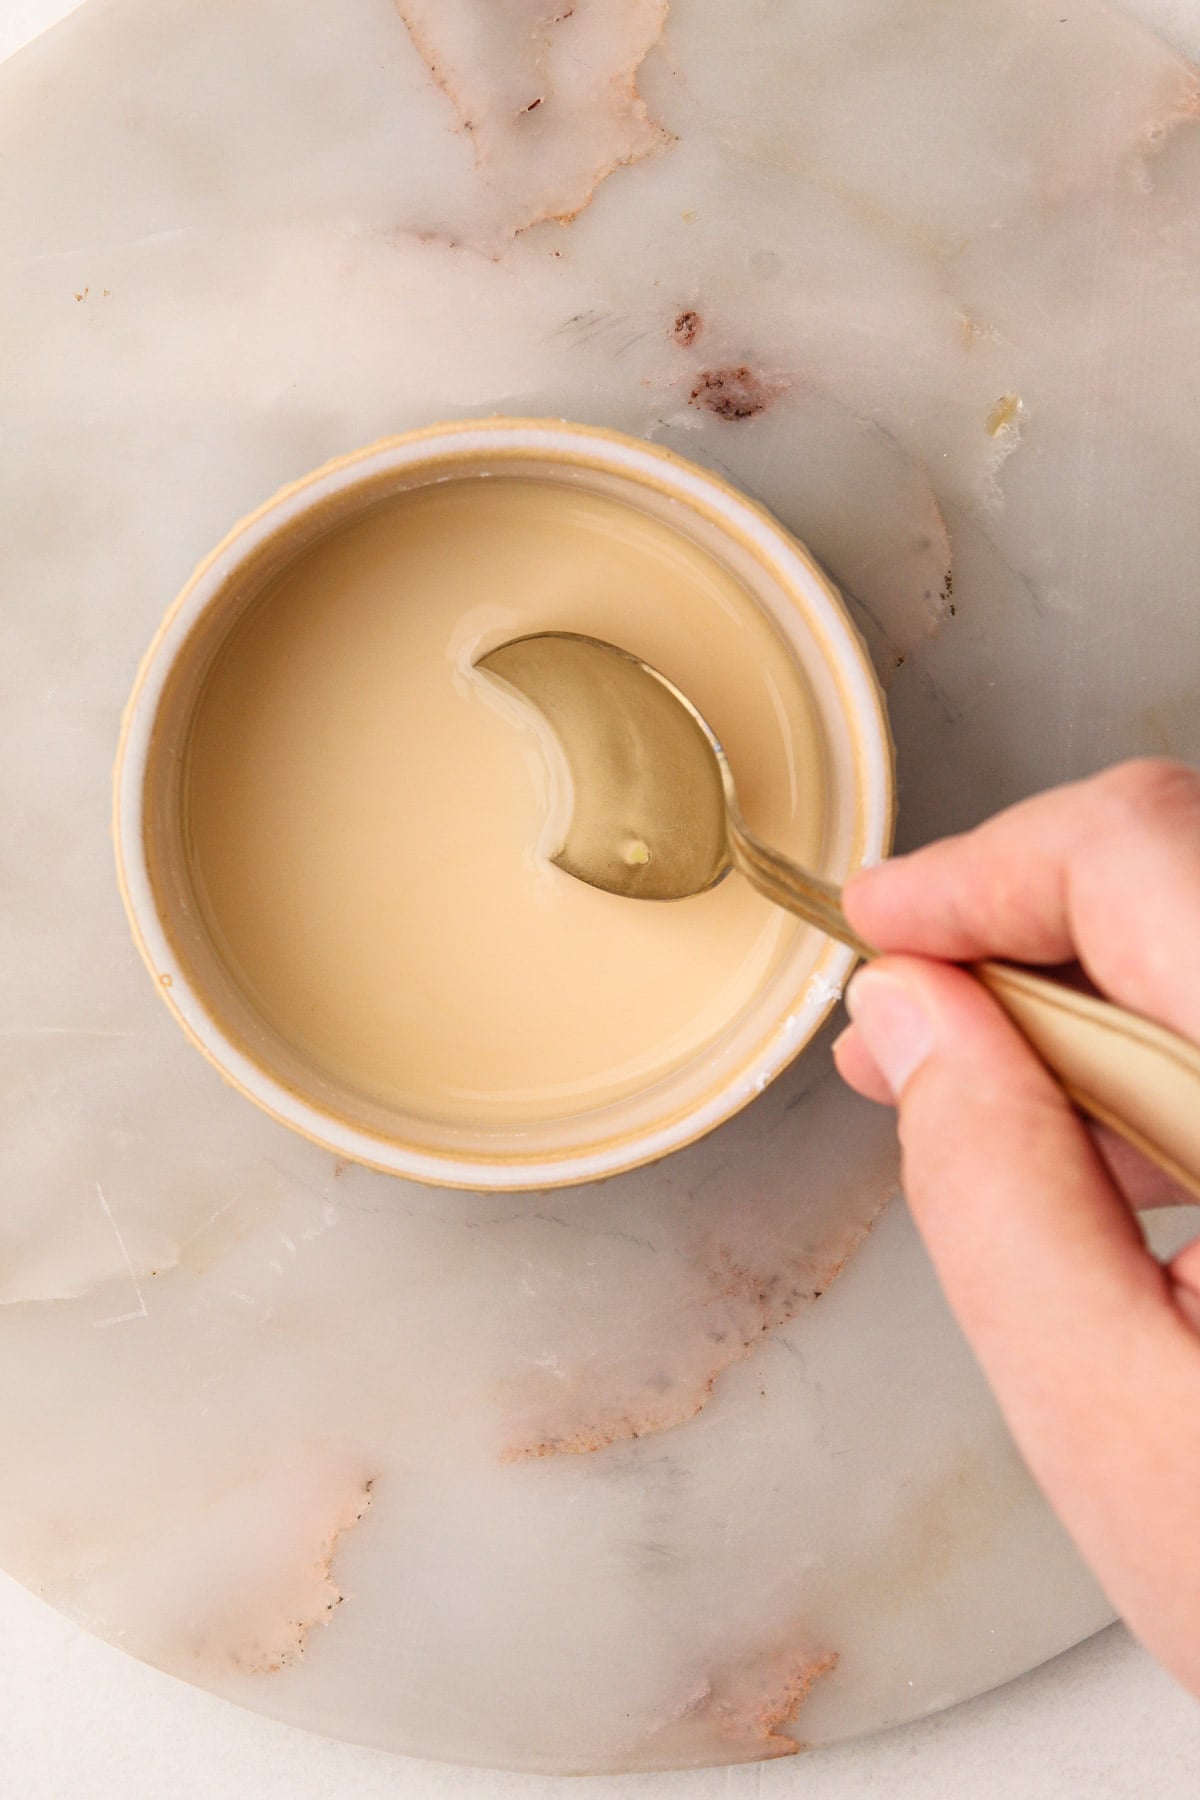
xmin=834 ymin=760 xmax=1200 ymax=1697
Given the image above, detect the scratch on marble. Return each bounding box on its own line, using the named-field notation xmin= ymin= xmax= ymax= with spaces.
xmin=466 ymin=1210 xmax=655 ymax=1253
xmin=176 ymin=1179 xmax=286 ymax=1277
xmin=91 ymin=1182 xmax=149 ymax=1328
xmin=6 ymin=227 xmax=193 ymax=271
xmin=36 ymin=1183 xmax=287 ymax=1313
xmin=178 ymin=1200 xmax=234 ymax=1255
xmin=553 ymin=307 xmax=649 ymax=353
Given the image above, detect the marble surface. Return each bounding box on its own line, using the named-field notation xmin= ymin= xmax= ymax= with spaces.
xmin=1 ymin=1576 xmax=1199 ymax=1799
xmin=2 ymin=0 xmax=1200 ymax=1777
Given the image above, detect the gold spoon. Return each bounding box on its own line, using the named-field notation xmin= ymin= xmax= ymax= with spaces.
xmin=478 ymin=631 xmax=1200 ymax=1201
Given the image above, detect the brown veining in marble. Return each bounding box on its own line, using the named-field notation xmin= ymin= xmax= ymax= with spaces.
xmin=239 ymin=1478 xmax=374 ymax=1676
xmin=657 ymin=1642 xmax=838 ymax=1761
xmin=502 ymin=1219 xmax=877 ymax=1461
xmin=395 ymin=0 xmax=671 ymax=233
xmin=688 ymin=366 xmax=778 ymax=421
xmin=49 ymin=1467 xmax=383 ymax=1684
xmin=672 ymin=308 xmax=702 ymax=346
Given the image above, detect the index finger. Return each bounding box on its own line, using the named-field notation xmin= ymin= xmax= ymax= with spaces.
xmin=844 ymin=760 xmax=1200 ymax=1043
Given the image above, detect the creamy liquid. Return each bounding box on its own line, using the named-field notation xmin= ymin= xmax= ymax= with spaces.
xmin=183 ymin=477 xmax=825 ymax=1125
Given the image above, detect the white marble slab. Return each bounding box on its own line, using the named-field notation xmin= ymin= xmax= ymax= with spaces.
xmin=1 ymin=0 xmax=1198 ymax=1774
xmin=3 ymin=1574 xmax=1200 ymax=1800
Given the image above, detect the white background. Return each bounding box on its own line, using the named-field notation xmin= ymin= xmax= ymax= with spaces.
xmin=3 ymin=2 xmax=1199 ymax=1793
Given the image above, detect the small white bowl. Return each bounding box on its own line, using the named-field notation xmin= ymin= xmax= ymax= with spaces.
xmin=114 ymin=420 xmax=893 ymax=1190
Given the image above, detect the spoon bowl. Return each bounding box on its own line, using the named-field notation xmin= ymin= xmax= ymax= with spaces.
xmin=478 ymin=632 xmax=728 ymax=901
xmin=479 ymin=632 xmax=874 ymax=956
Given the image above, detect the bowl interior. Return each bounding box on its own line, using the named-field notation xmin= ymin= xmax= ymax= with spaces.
xmin=120 ymin=430 xmax=891 ymax=1186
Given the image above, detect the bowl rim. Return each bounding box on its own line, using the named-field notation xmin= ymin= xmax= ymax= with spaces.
xmin=113 ymin=417 xmax=895 ymax=1190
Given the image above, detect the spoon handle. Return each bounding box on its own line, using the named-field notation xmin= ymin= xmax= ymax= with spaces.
xmin=727 ymin=816 xmax=1200 ymax=1202
xmin=970 ymin=962 xmax=1200 ymax=1202
xmin=726 ymin=819 xmax=876 ymax=959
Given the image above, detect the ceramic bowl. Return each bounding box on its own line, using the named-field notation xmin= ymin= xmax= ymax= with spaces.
xmin=114 ymin=419 xmax=893 ymax=1189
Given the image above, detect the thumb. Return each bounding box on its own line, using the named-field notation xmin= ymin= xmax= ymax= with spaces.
xmin=843 ymin=958 xmax=1200 ymax=1647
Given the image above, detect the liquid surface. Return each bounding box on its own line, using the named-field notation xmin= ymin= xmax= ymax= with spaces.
xmin=183 ymin=477 xmax=826 ymax=1125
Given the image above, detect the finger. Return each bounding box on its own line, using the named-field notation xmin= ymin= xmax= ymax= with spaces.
xmin=834 ymin=1028 xmax=1197 ymax=1210
xmin=1091 ymin=1124 xmax=1200 ymax=1211
xmin=844 ymin=957 xmax=1173 ymax=1358
xmin=1169 ymin=1237 xmax=1200 ymax=1336
xmin=846 ymin=956 xmax=1200 ymax=1684
xmin=845 ymin=760 xmax=1200 ymax=1040
xmin=831 ymin=1022 xmax=893 ymax=1105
